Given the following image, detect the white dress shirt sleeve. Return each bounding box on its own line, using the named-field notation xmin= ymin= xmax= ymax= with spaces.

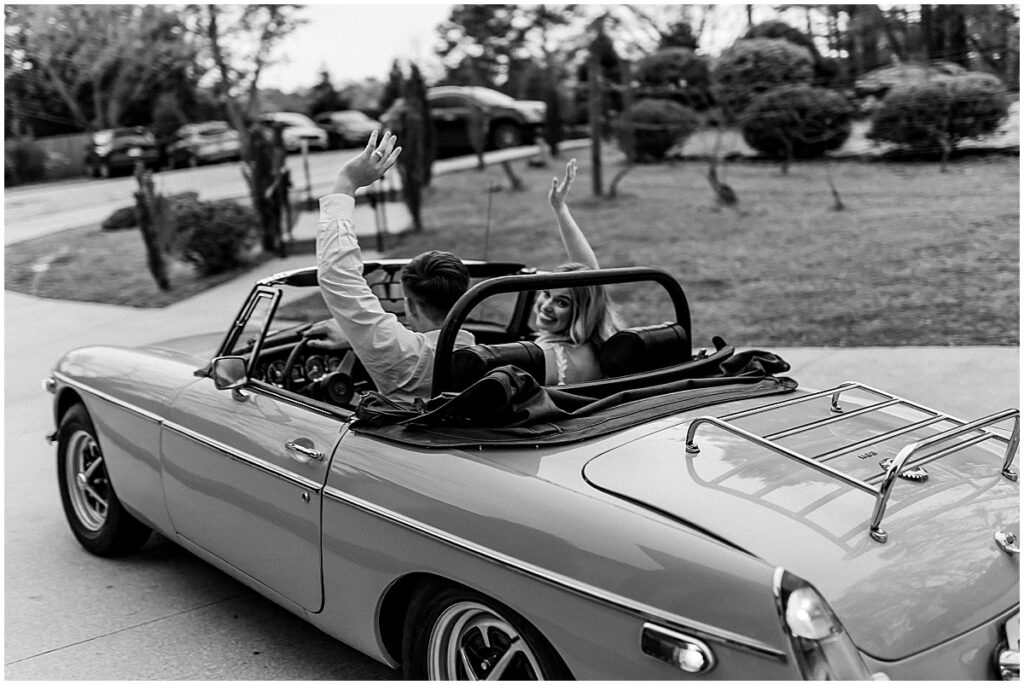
xmin=316 ymin=193 xmax=430 ymax=399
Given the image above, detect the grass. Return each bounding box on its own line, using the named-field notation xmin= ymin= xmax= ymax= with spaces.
xmin=5 ymin=150 xmax=1018 ymax=345
xmin=392 ymin=152 xmax=1019 ymax=346
xmin=4 ymin=225 xmax=273 ymax=308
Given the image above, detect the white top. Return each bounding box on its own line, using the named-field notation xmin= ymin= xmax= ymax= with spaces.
xmin=317 ymin=193 xmax=474 ymax=404
xmin=535 ymin=334 xmax=602 ymax=386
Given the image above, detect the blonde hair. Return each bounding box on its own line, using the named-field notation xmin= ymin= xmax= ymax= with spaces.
xmin=553 ymin=262 xmax=624 ymax=345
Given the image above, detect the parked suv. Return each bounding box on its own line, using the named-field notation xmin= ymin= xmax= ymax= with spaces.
xmin=257 ymin=112 xmax=328 ymax=152
xmin=165 ymin=121 xmax=241 ymax=168
xmin=314 ymin=110 xmax=381 ymax=149
xmin=85 ymin=127 xmax=160 ymax=178
xmin=426 ymin=86 xmax=546 ymax=151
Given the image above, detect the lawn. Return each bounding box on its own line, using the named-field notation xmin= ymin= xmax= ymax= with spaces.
xmin=4 ymin=226 xmax=274 ymax=308
xmin=390 ymin=152 xmax=1019 ymax=346
xmin=5 ymin=151 xmax=1018 ymax=346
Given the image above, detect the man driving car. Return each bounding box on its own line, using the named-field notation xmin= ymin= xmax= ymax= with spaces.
xmin=309 ymin=130 xmax=474 ymax=404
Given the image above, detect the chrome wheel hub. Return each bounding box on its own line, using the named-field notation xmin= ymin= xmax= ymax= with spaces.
xmin=65 ymin=429 xmax=109 ymax=532
xmin=427 ymin=601 xmax=544 ymax=680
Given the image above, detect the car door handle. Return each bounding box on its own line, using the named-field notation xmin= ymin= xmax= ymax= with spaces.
xmin=285 ymin=438 xmax=325 ymax=463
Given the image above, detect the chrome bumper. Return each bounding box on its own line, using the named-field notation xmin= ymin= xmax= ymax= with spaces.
xmin=1000 ymin=612 xmax=1020 ymax=680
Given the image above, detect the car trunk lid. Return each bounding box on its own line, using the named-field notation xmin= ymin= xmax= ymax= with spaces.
xmin=582 ymin=385 xmax=1020 ymax=661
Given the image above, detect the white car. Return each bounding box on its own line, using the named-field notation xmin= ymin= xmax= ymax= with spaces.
xmin=258 ymin=112 xmax=329 ymax=152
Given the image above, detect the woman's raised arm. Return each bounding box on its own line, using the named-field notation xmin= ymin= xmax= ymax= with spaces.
xmin=547 ymin=159 xmax=599 ymax=270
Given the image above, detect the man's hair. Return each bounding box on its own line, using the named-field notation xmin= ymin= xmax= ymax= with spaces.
xmin=401 ymin=250 xmax=470 ymax=318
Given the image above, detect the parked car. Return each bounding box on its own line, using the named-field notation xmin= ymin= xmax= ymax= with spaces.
xmin=258 ymin=112 xmax=329 ymax=152
xmin=854 ymin=60 xmax=969 ymax=100
xmin=164 ymin=121 xmax=241 ymax=169
xmin=314 ymin=110 xmax=382 ymax=149
xmin=85 ymin=126 xmax=160 ymax=178
xmin=46 ymin=261 xmax=1019 ymax=680
xmin=426 ymin=86 xmax=546 ymax=151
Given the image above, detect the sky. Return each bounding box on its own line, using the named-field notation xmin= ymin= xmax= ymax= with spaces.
xmin=259 ymin=3 xmax=454 ymax=91
xmin=256 ymin=3 xmax=783 ymax=93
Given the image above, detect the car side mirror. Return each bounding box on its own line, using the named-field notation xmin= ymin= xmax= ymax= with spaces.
xmin=211 ymin=356 xmax=248 ymax=390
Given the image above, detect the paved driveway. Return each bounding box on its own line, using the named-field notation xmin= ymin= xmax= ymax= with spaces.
xmin=4 ymin=256 xmax=395 ymax=679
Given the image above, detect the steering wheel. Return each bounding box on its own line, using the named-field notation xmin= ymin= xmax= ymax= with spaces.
xmin=281 ymin=336 xmax=311 ymax=392
xmin=280 ymin=327 xmax=362 ymax=406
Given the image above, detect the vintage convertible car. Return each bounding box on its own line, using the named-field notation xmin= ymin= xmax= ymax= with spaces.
xmin=46 ymin=261 xmax=1019 ymax=680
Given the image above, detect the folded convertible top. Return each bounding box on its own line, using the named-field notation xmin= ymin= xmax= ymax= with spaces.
xmin=352 ymin=349 xmax=797 ymax=449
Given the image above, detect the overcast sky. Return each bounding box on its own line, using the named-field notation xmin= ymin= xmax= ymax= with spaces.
xmin=256 ymin=3 xmax=779 ymax=93
xmin=259 ymin=3 xmax=454 ymax=91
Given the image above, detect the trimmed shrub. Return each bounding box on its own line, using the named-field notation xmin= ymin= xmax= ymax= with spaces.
xmin=633 ymin=47 xmax=713 ymax=110
xmin=741 ymin=85 xmax=853 ymax=159
xmin=743 ymin=20 xmax=818 ymax=58
xmin=867 ymin=72 xmax=1010 ymax=152
xmin=711 ymin=38 xmax=814 ymax=120
xmin=172 ymin=199 xmax=259 ymax=276
xmin=620 ymin=98 xmax=700 ymax=161
xmin=102 ymin=206 xmax=138 ymax=230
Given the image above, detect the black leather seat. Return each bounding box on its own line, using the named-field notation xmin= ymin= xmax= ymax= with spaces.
xmin=449 ymin=324 xmax=733 ymax=400
xmin=450 ymin=341 xmax=546 ymax=392
xmin=598 ymin=322 xmax=691 ymax=378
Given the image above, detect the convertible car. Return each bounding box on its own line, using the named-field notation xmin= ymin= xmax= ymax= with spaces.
xmin=46 ymin=261 xmax=1019 ymax=680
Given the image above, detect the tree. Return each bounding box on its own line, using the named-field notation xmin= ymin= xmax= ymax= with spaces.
xmin=380 ymin=61 xmax=404 ymax=115
xmin=4 ymin=5 xmax=199 ymax=133
xmin=659 ymin=19 xmax=699 ymax=50
xmin=308 ymin=69 xmax=345 ymax=116
xmin=436 ymin=4 xmax=571 ymax=101
xmin=391 ymin=64 xmax=433 ymax=233
xmin=868 ymin=73 xmax=1010 ymax=170
xmin=711 ymin=38 xmax=815 ymax=121
xmin=922 ymin=5 xmax=970 ymax=67
xmin=188 ymin=4 xmax=306 ymax=256
xmin=436 ymin=5 xmax=520 ymax=90
xmin=633 ymin=47 xmax=713 ymax=110
xmin=740 ymin=85 xmax=853 ymax=173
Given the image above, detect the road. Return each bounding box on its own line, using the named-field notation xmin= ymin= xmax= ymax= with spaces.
xmin=4 ymin=261 xmax=396 ymax=679
xmin=3 ymin=141 xmax=573 ymax=680
xmin=3 ymin=147 xmax=357 ymax=246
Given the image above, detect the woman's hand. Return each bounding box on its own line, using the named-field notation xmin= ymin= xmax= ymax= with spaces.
xmin=331 ymin=130 xmax=402 ymax=196
xmin=548 ymin=158 xmax=578 ymax=212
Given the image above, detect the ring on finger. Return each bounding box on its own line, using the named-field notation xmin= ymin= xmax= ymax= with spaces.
xmin=371 ymin=150 xmax=383 ymax=160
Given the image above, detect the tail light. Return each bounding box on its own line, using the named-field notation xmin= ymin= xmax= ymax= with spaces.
xmin=774 ymin=569 xmax=886 ymax=680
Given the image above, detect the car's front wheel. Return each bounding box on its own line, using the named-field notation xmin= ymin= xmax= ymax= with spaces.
xmin=56 ymin=403 xmax=150 ymax=557
xmin=403 ymin=583 xmax=570 ymax=680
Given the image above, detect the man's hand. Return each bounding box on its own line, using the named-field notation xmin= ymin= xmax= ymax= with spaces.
xmin=305 ymin=318 xmax=351 ymax=350
xmin=331 ymin=130 xmax=402 ymax=196
xmin=547 ymin=158 xmax=577 ymax=212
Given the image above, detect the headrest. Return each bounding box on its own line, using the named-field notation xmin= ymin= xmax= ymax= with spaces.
xmin=450 ymin=341 xmax=546 ymax=392
xmin=599 ymin=323 xmax=690 ymax=378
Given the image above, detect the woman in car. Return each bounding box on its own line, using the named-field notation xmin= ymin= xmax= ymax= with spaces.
xmin=534 ymin=159 xmax=624 ymax=385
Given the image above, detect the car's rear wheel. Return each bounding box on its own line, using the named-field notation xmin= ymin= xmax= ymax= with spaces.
xmin=57 ymin=403 xmax=150 ymax=557
xmin=491 ymin=121 xmax=525 ymax=149
xmin=403 ymin=583 xmax=570 ymax=680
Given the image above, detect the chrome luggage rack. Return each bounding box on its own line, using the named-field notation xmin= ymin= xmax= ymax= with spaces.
xmin=683 ymin=382 xmax=1019 ymax=543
